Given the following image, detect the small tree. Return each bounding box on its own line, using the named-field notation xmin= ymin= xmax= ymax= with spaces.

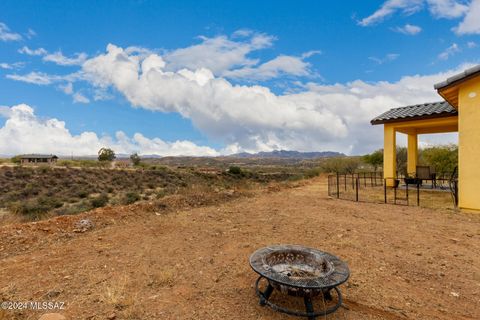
xmin=321 ymin=157 xmax=360 ymax=174
xmin=419 ymin=144 xmax=457 ymax=176
xmin=343 ymin=157 xmax=361 ymax=174
xmin=10 ymin=155 xmax=21 ymax=164
xmin=363 ymin=149 xmax=383 ymax=172
xmin=228 ymin=166 xmax=243 ymax=175
xmin=98 ymin=147 xmax=116 ymax=162
xmin=396 ymin=147 xmax=408 ymax=176
xmin=130 ymin=152 xmax=141 ymax=166
xmin=321 ymin=157 xmax=346 ymax=174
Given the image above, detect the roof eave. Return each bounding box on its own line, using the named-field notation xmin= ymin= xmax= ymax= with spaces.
xmin=434 ymin=66 xmax=480 ymax=108
xmin=370 ymin=112 xmax=458 ymax=125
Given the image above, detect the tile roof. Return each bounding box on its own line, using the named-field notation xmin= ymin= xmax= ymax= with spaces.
xmin=434 ymin=65 xmax=480 ymax=90
xmin=371 ymin=101 xmax=457 ymax=125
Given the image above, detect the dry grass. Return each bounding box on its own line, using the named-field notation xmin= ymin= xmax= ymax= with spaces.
xmin=335 ymin=185 xmax=456 ymax=210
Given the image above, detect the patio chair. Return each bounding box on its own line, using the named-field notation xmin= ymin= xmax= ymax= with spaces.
xmin=416 ymin=165 xmax=436 ymax=188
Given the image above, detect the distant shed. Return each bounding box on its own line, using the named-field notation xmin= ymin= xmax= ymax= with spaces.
xmin=20 ymin=154 xmax=58 ymax=165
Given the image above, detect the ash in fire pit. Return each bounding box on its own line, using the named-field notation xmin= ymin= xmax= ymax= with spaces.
xmin=266 ymin=249 xmax=334 ymax=279
xmin=250 ymin=245 xmax=349 ymax=319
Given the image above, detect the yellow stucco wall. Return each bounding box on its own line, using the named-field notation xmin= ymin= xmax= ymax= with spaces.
xmin=458 ymin=80 xmax=480 ymax=212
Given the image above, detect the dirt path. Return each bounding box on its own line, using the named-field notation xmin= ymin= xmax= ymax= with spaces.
xmin=0 ymin=177 xmax=479 ymax=319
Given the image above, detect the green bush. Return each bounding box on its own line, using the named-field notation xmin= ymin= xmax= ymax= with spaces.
xmin=10 ymin=155 xmax=21 ymax=164
xmin=56 ymin=201 xmax=93 ymax=216
xmin=228 ymin=166 xmax=243 ymax=175
xmin=90 ymin=193 xmax=109 ymax=208
xmin=9 ymin=196 xmax=63 ymax=219
xmin=122 ymin=191 xmax=141 ymax=205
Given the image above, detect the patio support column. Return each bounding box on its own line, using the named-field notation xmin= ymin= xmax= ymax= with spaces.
xmin=383 ymin=124 xmax=396 ymax=186
xmin=407 ymin=132 xmax=418 ymax=177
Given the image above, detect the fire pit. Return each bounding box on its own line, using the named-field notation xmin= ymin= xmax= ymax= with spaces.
xmin=250 ymin=245 xmax=349 ymax=319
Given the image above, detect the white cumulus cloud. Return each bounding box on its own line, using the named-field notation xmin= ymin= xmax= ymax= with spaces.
xmin=18 ymin=46 xmax=48 ymax=56
xmin=0 ymin=104 xmax=219 ymax=156
xmin=18 ymin=46 xmax=87 ymax=66
xmin=359 ymin=0 xmax=471 ymax=31
xmin=393 ymin=23 xmax=422 ymax=35
xmin=427 ymin=0 xmax=469 ymax=19
xmin=79 ymin=44 xmax=468 ymax=154
xmin=358 ymin=0 xmax=424 ymax=26
xmin=223 ymin=54 xmax=316 ymax=80
xmin=82 ymin=44 xmax=348 ymax=153
xmin=164 ymin=32 xmax=275 ymax=76
xmin=454 ymin=0 xmax=480 ymax=34
xmin=0 ymin=22 xmax=22 ymax=41
xmin=43 ymin=51 xmax=88 ymax=66
xmin=438 ymin=43 xmax=461 ymax=60
xmin=72 ymin=92 xmax=90 ymax=104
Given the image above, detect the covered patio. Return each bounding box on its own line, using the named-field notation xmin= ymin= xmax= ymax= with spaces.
xmin=371 ymin=101 xmax=458 ymax=185
xmin=371 ymin=65 xmax=480 ymax=212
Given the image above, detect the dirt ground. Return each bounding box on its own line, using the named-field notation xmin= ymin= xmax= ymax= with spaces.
xmin=0 ymin=177 xmax=479 ymax=320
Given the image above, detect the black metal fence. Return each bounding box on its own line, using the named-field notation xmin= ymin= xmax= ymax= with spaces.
xmin=327 ymin=172 xmax=458 ymax=210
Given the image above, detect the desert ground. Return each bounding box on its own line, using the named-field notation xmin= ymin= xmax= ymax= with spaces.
xmin=0 ymin=176 xmax=479 ymax=320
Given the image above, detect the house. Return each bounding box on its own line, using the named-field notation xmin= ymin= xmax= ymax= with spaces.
xmin=20 ymin=154 xmax=58 ymax=165
xmin=371 ymin=65 xmax=480 ymax=212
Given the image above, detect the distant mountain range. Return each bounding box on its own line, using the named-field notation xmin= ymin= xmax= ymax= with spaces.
xmin=2 ymin=150 xmax=344 ymax=160
xmin=230 ymin=150 xmax=345 ymax=159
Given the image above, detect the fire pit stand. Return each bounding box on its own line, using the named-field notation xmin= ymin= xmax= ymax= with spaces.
xmin=250 ymin=245 xmax=350 ymax=320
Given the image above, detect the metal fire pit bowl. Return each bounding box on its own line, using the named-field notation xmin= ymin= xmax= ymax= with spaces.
xmin=250 ymin=245 xmax=350 ymax=319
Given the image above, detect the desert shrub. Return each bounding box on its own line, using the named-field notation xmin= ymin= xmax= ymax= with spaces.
xmin=321 ymin=157 xmax=361 ymax=174
xmin=419 ymin=145 xmax=458 ymax=176
xmin=122 ymin=191 xmax=141 ymax=205
xmin=56 ymin=201 xmax=92 ymax=216
xmin=228 ymin=166 xmax=243 ymax=175
xmin=304 ymin=168 xmax=321 ymax=179
xmin=10 ymin=155 xmax=21 ymax=164
xmin=37 ymin=166 xmax=51 ymax=174
xmin=9 ymin=196 xmax=63 ymax=218
xmin=58 ymin=159 xmax=104 ymax=168
xmin=13 ymin=167 xmax=32 ymax=178
xmin=287 ymin=174 xmax=305 ymax=181
xmin=23 ymin=183 xmax=40 ymax=196
xmin=75 ymin=188 xmax=90 ymax=199
xmin=90 ymin=193 xmax=109 ymax=208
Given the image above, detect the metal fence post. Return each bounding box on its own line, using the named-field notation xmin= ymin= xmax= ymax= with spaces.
xmin=384 ymin=179 xmax=387 ymax=203
xmin=355 ymin=178 xmax=359 ymax=202
xmin=327 ymin=175 xmax=331 ymax=196
xmin=406 ymin=182 xmax=409 ymax=206
xmin=417 ymin=182 xmax=420 ymax=206
xmin=394 ymin=185 xmax=397 ymax=205
xmin=336 ymin=173 xmax=340 ymax=199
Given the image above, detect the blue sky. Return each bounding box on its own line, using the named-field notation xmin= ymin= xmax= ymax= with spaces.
xmin=0 ymin=0 xmax=479 ymax=156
